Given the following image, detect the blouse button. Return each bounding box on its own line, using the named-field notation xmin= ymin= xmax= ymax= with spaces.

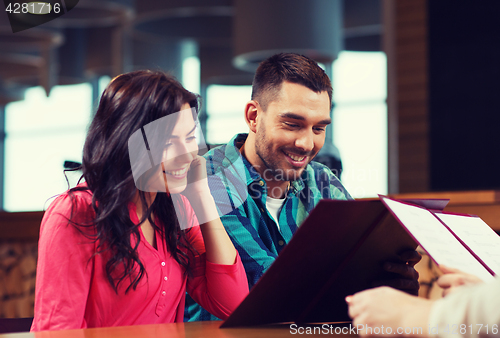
xmin=162 ymin=291 xmax=166 ymax=296
xmin=164 ymin=276 xmax=168 ymax=281
xmin=161 ymin=262 xmax=166 ymax=266
xmin=259 ymin=180 xmax=264 ymax=186
xmin=278 ymin=240 xmax=285 ymax=246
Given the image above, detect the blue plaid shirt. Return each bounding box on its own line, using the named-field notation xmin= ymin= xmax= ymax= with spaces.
xmin=184 ymin=133 xmax=352 ymax=321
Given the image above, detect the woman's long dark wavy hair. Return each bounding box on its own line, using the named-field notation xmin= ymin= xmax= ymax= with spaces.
xmin=71 ymin=70 xmax=198 ymax=293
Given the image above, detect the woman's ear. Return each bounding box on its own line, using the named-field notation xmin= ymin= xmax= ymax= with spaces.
xmin=244 ymin=100 xmax=259 ymax=133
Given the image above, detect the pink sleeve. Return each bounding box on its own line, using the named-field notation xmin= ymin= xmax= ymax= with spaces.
xmin=184 ymin=220 xmax=249 ymax=320
xmin=31 ymin=192 xmax=96 ymax=331
xmin=179 ymin=195 xmax=205 ymax=255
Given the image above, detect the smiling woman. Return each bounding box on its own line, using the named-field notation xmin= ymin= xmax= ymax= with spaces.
xmin=31 ymin=70 xmax=248 ymax=331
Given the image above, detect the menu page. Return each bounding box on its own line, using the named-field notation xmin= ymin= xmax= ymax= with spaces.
xmin=381 ymin=197 xmax=494 ymax=282
xmin=436 ymin=213 xmax=500 ymax=276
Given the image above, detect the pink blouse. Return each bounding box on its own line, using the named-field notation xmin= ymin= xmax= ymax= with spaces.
xmin=31 ymin=188 xmax=248 ymax=331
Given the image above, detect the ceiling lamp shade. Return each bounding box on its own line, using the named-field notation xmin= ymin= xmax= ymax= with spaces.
xmin=200 ymin=44 xmax=253 ymax=86
xmin=131 ymin=37 xmax=192 ymax=81
xmin=45 ymin=0 xmax=134 ymax=28
xmin=0 ymin=1 xmax=134 ymax=89
xmin=48 ymin=0 xmax=134 ymax=84
xmin=233 ymin=0 xmax=343 ymax=71
xmin=134 ymin=0 xmax=232 ymax=45
xmin=85 ymin=25 xmax=127 ymax=78
xmin=343 ymin=0 xmax=382 ymax=51
xmin=132 ymin=1 xmax=234 ymax=81
xmin=0 ymin=13 xmax=63 ymax=97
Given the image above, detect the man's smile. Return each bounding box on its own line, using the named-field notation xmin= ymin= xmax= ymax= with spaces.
xmin=283 ymin=150 xmax=308 ymax=167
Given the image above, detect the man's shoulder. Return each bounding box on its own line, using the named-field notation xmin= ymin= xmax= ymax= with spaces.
xmin=204 ymin=144 xmax=227 ymax=165
xmin=202 ymin=138 xmax=250 ymax=195
xmin=202 ymin=139 xmax=251 ymax=216
xmin=203 ymin=134 xmax=247 ymax=171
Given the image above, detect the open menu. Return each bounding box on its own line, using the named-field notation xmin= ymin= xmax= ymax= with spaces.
xmin=380 ymin=196 xmax=498 ymax=282
xmin=221 ymin=196 xmax=500 ymax=328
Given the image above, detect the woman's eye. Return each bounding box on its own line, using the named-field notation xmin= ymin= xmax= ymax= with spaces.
xmin=186 ymin=136 xmax=196 ymax=142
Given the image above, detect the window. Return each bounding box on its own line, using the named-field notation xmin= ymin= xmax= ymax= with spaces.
xmin=205 ymin=85 xmax=251 ymax=145
xmin=332 ymin=51 xmax=388 ymax=197
xmin=4 ymin=84 xmax=92 ymax=211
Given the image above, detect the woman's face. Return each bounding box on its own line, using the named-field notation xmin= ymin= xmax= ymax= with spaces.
xmin=155 ymin=103 xmax=199 ymax=194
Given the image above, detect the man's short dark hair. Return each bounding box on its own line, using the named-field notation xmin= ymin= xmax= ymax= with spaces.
xmin=251 ymin=53 xmax=333 ymax=110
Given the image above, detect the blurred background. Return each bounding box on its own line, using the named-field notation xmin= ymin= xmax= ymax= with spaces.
xmin=1 ymin=0 xmax=500 ymax=320
xmin=4 ymin=0 xmax=500 ymax=212
xmin=0 ymin=0 xmax=389 ymax=212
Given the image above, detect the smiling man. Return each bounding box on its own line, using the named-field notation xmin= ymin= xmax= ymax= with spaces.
xmin=184 ymin=53 xmax=420 ymax=321
xmin=242 ymin=80 xmax=332 ymax=199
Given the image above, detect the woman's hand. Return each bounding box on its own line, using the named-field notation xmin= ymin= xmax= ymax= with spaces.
xmin=176 ymin=155 xmax=236 ymax=265
xmin=182 ymin=155 xmax=210 ymax=198
xmin=180 ymin=155 xmax=220 ymax=225
xmin=346 ymin=287 xmax=433 ymax=337
xmin=437 ymin=265 xmax=483 ymax=296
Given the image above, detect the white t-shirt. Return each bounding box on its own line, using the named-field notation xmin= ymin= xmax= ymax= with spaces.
xmin=266 ymin=195 xmax=286 ymax=231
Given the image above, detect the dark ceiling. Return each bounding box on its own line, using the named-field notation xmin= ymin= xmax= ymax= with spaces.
xmin=0 ymin=0 xmax=381 ymax=105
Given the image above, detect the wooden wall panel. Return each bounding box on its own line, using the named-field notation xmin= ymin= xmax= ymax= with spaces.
xmin=384 ymin=0 xmax=429 ymax=193
xmin=0 ymin=211 xmax=42 ymax=318
xmin=0 ymin=212 xmax=43 ymax=241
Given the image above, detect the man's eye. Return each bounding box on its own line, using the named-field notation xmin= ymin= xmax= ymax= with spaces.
xmin=284 ymin=123 xmax=299 ymax=128
xmin=314 ymin=127 xmax=326 ymax=132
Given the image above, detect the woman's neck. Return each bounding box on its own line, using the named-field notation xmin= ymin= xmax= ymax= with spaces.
xmin=133 ymin=191 xmax=157 ymax=219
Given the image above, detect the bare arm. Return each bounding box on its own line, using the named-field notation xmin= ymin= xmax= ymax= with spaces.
xmin=180 ymin=156 xmax=236 ymax=265
xmin=437 ymin=265 xmax=483 ymax=296
xmin=346 ymin=287 xmax=433 ymax=337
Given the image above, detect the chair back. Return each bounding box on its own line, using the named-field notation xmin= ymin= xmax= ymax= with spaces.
xmin=0 ymin=317 xmax=33 ymax=333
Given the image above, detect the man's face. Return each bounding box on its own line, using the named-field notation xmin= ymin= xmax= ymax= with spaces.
xmin=254 ymin=81 xmax=331 ymax=182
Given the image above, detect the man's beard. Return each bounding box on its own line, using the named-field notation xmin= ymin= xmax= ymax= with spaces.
xmin=254 ymin=128 xmax=310 ymax=182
